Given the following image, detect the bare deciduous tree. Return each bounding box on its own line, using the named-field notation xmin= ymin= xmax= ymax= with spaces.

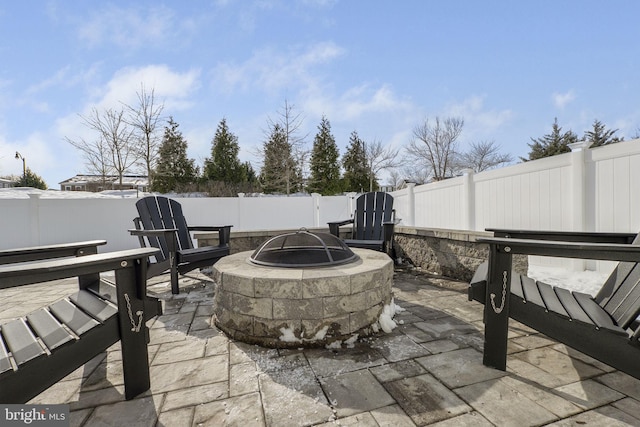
xmin=400 ymin=163 xmax=431 ymax=185
xmin=457 ymin=140 xmax=513 ymax=173
xmin=364 ymin=139 xmax=400 ymax=192
xmin=66 ymin=106 xmax=137 ymax=189
xmin=406 ymin=116 xmax=464 ymax=181
xmin=124 ymin=84 xmax=165 ymax=187
xmin=65 ymin=133 xmax=113 ymax=188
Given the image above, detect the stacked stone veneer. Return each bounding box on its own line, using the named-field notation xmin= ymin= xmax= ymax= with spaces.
xmin=393 ymin=226 xmax=528 ymax=281
xmin=212 ymin=248 xmax=393 ymax=348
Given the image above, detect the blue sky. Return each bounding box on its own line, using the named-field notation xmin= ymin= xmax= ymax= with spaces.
xmin=1 ymin=0 xmax=639 ymax=188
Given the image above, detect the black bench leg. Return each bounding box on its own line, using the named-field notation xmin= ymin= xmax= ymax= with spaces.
xmin=77 ymin=244 xmax=101 ymax=289
xmin=483 ymin=246 xmax=512 ymax=371
xmin=115 ymin=259 xmax=151 ymax=400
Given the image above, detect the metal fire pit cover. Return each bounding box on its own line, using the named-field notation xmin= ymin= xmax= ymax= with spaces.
xmin=250 ymin=228 xmax=359 ymax=268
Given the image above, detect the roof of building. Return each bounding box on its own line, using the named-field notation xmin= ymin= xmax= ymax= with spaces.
xmin=59 ymin=174 xmax=149 ymax=186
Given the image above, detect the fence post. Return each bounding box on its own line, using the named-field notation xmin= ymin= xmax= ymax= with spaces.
xmin=406 ymin=183 xmax=415 ymax=227
xmin=28 ymin=193 xmax=42 ymax=246
xmin=569 ymin=141 xmax=588 ymax=271
xmin=311 ymin=193 xmax=321 ymax=227
xmin=462 ymin=169 xmax=475 ymax=231
xmin=237 ymin=193 xmax=245 ymax=231
xmin=347 ymin=192 xmax=357 ymax=218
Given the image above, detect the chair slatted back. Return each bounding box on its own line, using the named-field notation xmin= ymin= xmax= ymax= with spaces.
xmin=597 ymin=233 xmax=640 ymax=329
xmin=352 ymin=192 xmax=394 ymax=241
xmin=135 ymin=197 xmax=194 ymax=263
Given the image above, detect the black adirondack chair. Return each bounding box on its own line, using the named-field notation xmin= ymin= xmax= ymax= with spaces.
xmin=328 ymin=192 xmax=395 ymax=256
xmin=130 ymin=196 xmax=232 ymax=294
xmin=0 ymin=241 xmax=160 ymax=403
xmin=468 ymin=228 xmax=640 ymax=380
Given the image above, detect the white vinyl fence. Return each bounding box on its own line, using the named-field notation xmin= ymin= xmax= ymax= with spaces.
xmin=391 ymin=138 xmax=640 ymax=271
xmin=2 ymin=138 xmax=639 ymax=272
xmin=0 ymin=194 xmax=357 ymax=252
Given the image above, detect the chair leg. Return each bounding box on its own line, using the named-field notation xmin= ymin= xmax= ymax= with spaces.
xmin=482 ymin=247 xmax=512 ymax=371
xmin=170 ymin=252 xmax=179 ymax=294
xmin=115 ymin=263 xmax=151 ymax=400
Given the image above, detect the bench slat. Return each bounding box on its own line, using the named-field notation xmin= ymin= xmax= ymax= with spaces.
xmin=606 ymin=264 xmax=640 ymax=328
xmin=554 ymin=287 xmax=594 ymax=325
xmin=26 ymin=309 xmax=75 ymax=351
xmin=70 ymin=290 xmax=118 ymax=323
xmin=511 ymin=274 xmax=524 ymax=299
xmin=86 ymin=280 xmax=118 ymax=305
xmin=0 ymin=332 xmax=12 ymax=374
xmin=49 ymin=300 xmax=100 ymax=336
xmin=27 ymin=308 xmax=75 ymax=350
xmin=537 ymin=281 xmax=569 ymax=317
xmin=573 ymin=292 xmax=627 ymax=335
xmin=521 ymin=275 xmax=544 ymax=307
xmin=2 ymin=319 xmax=46 ymax=366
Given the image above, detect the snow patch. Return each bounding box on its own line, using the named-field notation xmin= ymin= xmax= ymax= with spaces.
xmin=528 ymin=265 xmax=610 ymax=296
xmin=344 ymin=334 xmax=358 ymax=348
xmin=278 ymin=325 xmax=330 ymax=344
xmin=279 ymin=327 xmax=301 ymax=343
xmin=377 ymin=298 xmax=404 ymax=333
xmin=313 ymin=325 xmax=329 ymax=341
xmin=325 ymin=340 xmax=342 ymax=349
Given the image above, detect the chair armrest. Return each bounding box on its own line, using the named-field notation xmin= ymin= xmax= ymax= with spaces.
xmin=487 ymin=228 xmax=637 ymax=244
xmin=328 ymin=219 xmax=353 ymax=236
xmin=188 ymin=225 xmax=233 ymax=246
xmin=383 ymin=221 xmax=395 ymax=243
xmin=478 ymin=237 xmax=640 ymax=263
xmin=129 ymin=228 xmax=178 ymax=237
xmin=187 ymin=226 xmax=232 ymax=232
xmin=0 ymin=240 xmax=107 ymax=265
xmin=129 ymin=228 xmax=180 ymax=254
xmin=0 ymin=248 xmax=159 ymax=290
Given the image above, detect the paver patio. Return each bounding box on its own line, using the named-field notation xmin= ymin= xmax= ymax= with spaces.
xmin=4 ymin=267 xmax=640 ymax=426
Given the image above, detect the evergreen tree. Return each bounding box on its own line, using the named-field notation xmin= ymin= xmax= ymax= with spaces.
xmin=15 ymin=168 xmax=47 ymax=189
xmin=152 ymin=117 xmax=197 ymax=193
xmin=342 ymin=131 xmax=370 ymax=192
xmin=260 ymin=123 xmax=299 ymax=194
xmin=241 ymin=161 xmax=257 ymax=183
xmin=523 ymin=118 xmax=577 ymax=161
xmin=203 ymin=118 xmax=246 ymax=183
xmin=307 ymin=116 xmax=341 ymax=195
xmin=584 ymin=119 xmax=623 ymax=148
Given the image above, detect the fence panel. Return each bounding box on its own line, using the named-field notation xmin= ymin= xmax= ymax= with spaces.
xmin=2 ymin=139 xmax=640 ymax=270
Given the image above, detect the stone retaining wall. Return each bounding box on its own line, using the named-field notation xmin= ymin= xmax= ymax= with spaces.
xmin=392 ymin=226 xmax=528 ymax=281
xmin=196 ymin=226 xmax=528 ymax=283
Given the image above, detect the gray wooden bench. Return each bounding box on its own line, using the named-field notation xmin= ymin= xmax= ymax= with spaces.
xmin=0 ymin=241 xmax=161 ymax=403
xmin=469 ymin=229 xmax=640 ymax=379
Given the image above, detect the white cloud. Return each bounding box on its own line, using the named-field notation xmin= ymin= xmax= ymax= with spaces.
xmin=313 ymin=84 xmax=414 ymax=122
xmin=444 ymin=95 xmax=514 ymax=137
xmin=552 ymin=90 xmax=576 ymax=109
xmin=53 ymin=64 xmax=200 ymax=158
xmin=0 ymin=131 xmax=66 ymax=184
xmin=77 ymin=4 xmax=181 ymax=50
xmin=91 ymin=65 xmax=201 ymax=111
xmin=212 ymin=42 xmax=345 ymax=95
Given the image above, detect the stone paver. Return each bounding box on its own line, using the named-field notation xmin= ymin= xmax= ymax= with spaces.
xmin=384 ymin=373 xmax=472 ymax=425
xmin=320 ymin=370 xmax=396 ymax=418
xmin=416 ymin=347 xmax=506 ymax=388
xmin=3 ymin=268 xmax=639 ymax=426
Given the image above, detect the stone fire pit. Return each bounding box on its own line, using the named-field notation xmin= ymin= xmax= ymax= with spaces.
xmin=212 ymin=248 xmax=393 ymax=348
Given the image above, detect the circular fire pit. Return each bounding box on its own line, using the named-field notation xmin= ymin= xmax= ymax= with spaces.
xmin=212 ymin=233 xmax=393 ymax=348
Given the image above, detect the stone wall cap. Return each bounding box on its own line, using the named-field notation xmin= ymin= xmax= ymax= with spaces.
xmin=394 ymin=226 xmax=491 ymax=242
